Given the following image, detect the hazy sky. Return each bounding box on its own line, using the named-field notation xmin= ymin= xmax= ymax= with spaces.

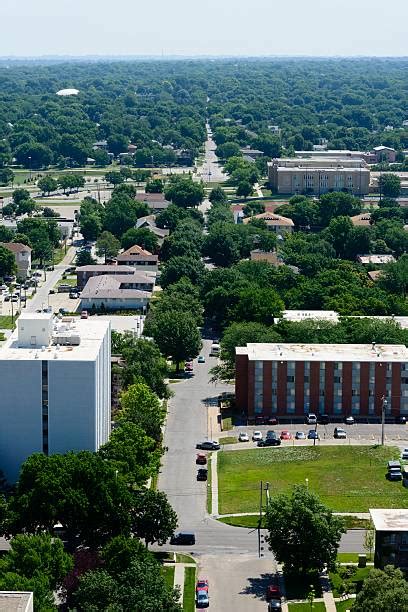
xmin=1 ymin=0 xmax=407 ymax=57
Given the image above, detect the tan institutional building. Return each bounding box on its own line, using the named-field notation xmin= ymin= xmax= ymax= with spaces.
xmin=268 ymin=157 xmax=370 ymax=196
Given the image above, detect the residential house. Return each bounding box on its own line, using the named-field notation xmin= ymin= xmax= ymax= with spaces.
xmin=357 ymin=254 xmax=395 ymax=266
xmin=76 ymin=265 xmax=136 ymax=290
xmin=242 ymin=212 xmax=294 ymax=234
xmin=372 ymin=146 xmax=396 ymax=163
xmin=116 ymin=245 xmax=158 ymax=272
xmin=0 ymin=242 xmax=32 ymax=279
xmin=136 ymin=215 xmax=169 ymax=242
xmin=80 ymin=274 xmax=153 ymax=311
xmin=350 ymin=213 xmax=371 ymax=227
xmin=138 ymin=192 xmax=170 ymax=213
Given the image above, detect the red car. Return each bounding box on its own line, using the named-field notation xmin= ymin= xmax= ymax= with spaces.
xmin=280 ymin=430 xmax=292 ymax=440
xmin=196 ymin=579 xmax=209 ymax=592
xmin=196 ymin=453 xmax=207 ymax=465
xmin=266 ymin=584 xmax=281 ymax=601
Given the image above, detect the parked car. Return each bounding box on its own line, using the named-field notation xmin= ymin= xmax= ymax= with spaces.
xmin=238 ymin=432 xmax=249 ymax=442
xmin=196 ymin=589 xmax=209 ymax=608
xmin=401 ymin=448 xmax=408 ymax=460
xmin=307 ymin=430 xmax=319 ymax=440
xmin=170 ymin=531 xmax=195 ymax=545
xmin=196 ymin=441 xmax=220 ymax=451
xmin=81 ymin=310 xmax=89 ymax=319
xmin=185 ymin=362 xmax=193 ymax=371
xmin=388 ymin=467 xmax=403 ymax=481
xmin=397 ymin=416 xmax=407 ymax=424
xmin=197 ymin=468 xmax=208 ymax=481
xmin=266 ymin=584 xmax=281 ymax=601
xmin=258 ymin=437 xmax=281 ymax=447
xmin=306 ymin=413 xmax=317 ymax=425
xmin=280 ymin=430 xmax=292 ymax=440
xmin=345 ymin=415 xmax=355 ymax=425
xmin=252 ymin=430 xmax=263 ymax=442
xmin=267 ymin=416 xmax=279 ymax=425
xmin=3 ymin=294 xmax=10 ymax=301
xmin=268 ymin=601 xmax=282 ymax=611
xmin=59 ymin=308 xmax=69 ymax=315
xmin=196 ymin=453 xmax=207 ymax=465
xmin=318 ymin=414 xmax=330 ymax=425
xmin=196 ymin=579 xmax=209 ymax=593
xmin=0 ymin=284 xmax=7 ymax=291
xmin=11 ymin=295 xmax=18 ymax=302
xmin=266 ymin=430 xmax=278 ymax=439
xmin=197 ymin=355 xmax=205 ymax=363
xmin=334 ymin=427 xmax=347 ymax=439
xmin=69 ymin=292 xmax=79 ymax=299
xmin=295 ymin=431 xmax=306 ymax=440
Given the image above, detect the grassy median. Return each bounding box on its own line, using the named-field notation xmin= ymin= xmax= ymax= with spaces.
xmin=218 ymin=445 xmax=407 ymax=514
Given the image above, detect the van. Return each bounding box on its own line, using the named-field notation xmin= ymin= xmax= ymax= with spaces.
xmin=170 ymin=531 xmax=196 ymax=545
xmin=210 ymin=343 xmax=220 ymax=357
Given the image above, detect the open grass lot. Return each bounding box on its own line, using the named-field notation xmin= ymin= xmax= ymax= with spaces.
xmin=217 ymin=445 xmax=407 ymax=514
xmin=0 ymin=316 xmax=14 ymax=329
xmin=329 ymin=566 xmax=370 ymax=597
xmin=336 ymin=598 xmax=355 ymax=611
xmin=183 ymin=566 xmax=196 ymax=612
xmin=288 ymin=603 xmax=326 ymax=611
xmin=162 ymin=565 xmax=175 ymax=589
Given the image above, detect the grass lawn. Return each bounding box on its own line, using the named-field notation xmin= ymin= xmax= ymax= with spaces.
xmin=219 ymin=436 xmax=238 ymax=445
xmin=53 ymin=246 xmax=67 ymax=264
xmin=336 ymin=598 xmax=355 ymax=611
xmin=288 ymin=603 xmax=326 ymax=611
xmin=217 ymin=445 xmax=407 ymax=514
xmin=329 ymin=566 xmax=371 ymax=597
xmin=337 ymin=553 xmax=361 ymax=563
xmin=56 ymin=276 xmax=77 ymax=287
xmin=162 ymin=565 xmax=175 ymax=589
xmin=207 ymin=455 xmax=212 ymax=514
xmin=0 ymin=315 xmax=14 ymax=329
xmin=221 ymin=415 xmax=233 ymax=431
xmin=176 ymin=553 xmax=196 ymax=564
xmin=218 ymin=514 xmax=263 ymax=528
xmin=183 ymin=566 xmax=196 ymax=612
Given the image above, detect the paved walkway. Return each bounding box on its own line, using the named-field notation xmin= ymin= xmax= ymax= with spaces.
xmin=216 ymin=511 xmax=371 ymax=519
xmin=174 ymin=563 xmax=185 ymax=604
xmin=321 ymin=571 xmax=337 ymax=612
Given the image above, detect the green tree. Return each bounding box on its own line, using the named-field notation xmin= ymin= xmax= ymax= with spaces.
xmin=99 ymin=422 xmax=160 ymax=486
xmin=379 ymin=254 xmax=408 ymax=296
xmin=76 ymin=249 xmax=96 ymax=266
xmin=118 ymin=382 xmax=165 ymax=442
xmin=354 ymin=566 xmax=408 ymax=612
xmin=102 ymin=536 xmax=149 ymax=577
xmin=93 ymin=149 xmax=110 ymax=167
xmin=37 ymin=176 xmax=58 ymax=195
xmin=96 ymin=231 xmax=121 ymax=263
xmin=0 ymin=572 xmax=55 ymax=611
xmin=164 ymin=176 xmax=204 ymax=208
xmin=230 ymin=286 xmax=284 ymax=325
xmin=104 ymin=171 xmax=125 ymax=186
xmin=120 ymin=166 xmax=133 ymax=181
xmin=14 ymin=142 xmax=53 ymax=169
xmin=0 ymin=245 xmax=17 ymax=278
xmin=265 ymin=485 xmax=345 ymax=574
xmin=156 ymin=205 xmax=188 ymax=231
xmin=0 ymin=168 xmax=14 ymax=186
xmin=131 ymin=490 xmax=178 ymax=547
xmin=236 ymin=180 xmax=253 ymax=199
xmin=209 ymin=186 xmax=228 ymax=205
xmin=0 ymin=226 xmax=13 ymax=242
xmin=0 ymin=533 xmax=73 ymax=589
xmin=379 ymin=173 xmax=401 ymax=198
xmin=243 ymin=201 xmax=265 ymax=217
xmin=12 ymin=188 xmax=30 ymax=205
xmin=144 ymin=310 xmax=202 ymax=371
xmin=80 ymin=214 xmax=102 ymax=241
xmin=145 ymin=178 xmax=164 ymax=193
xmin=121 ymin=227 xmax=158 ymax=252
xmin=104 ymin=194 xmax=149 ymax=237
xmin=159 ymin=255 xmax=205 ymax=288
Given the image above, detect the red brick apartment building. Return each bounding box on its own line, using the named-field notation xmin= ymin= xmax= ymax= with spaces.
xmin=235 ymin=343 xmax=408 ymax=419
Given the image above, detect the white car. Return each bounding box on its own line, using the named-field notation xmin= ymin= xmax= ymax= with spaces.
xmin=401 ymin=448 xmax=408 ymax=460
xmin=238 ymin=432 xmax=249 ymax=442
xmin=252 ymin=430 xmax=263 ymax=442
xmin=306 ymin=413 xmax=317 ymax=425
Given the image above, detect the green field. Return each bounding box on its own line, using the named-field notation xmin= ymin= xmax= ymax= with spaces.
xmin=288 ymin=603 xmax=326 ymax=611
xmin=162 ymin=565 xmax=175 ymax=589
xmin=0 ymin=316 xmax=14 ymax=329
xmin=336 ymin=598 xmax=355 ymax=611
xmin=217 ymin=445 xmax=407 ymax=514
xmin=183 ymin=566 xmax=196 ymax=612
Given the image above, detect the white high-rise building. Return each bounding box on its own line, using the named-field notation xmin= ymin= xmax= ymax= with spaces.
xmin=0 ymin=313 xmax=111 ymax=483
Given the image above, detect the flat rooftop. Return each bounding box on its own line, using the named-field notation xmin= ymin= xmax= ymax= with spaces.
xmin=0 ymin=591 xmax=33 ymax=611
xmin=236 ymin=343 xmax=408 ymax=363
xmin=370 ymin=509 xmax=408 ymax=532
xmin=1 ymin=315 xmax=110 ymax=362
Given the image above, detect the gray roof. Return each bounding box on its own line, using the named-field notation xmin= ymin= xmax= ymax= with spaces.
xmin=81 ymin=274 xmax=153 ymax=299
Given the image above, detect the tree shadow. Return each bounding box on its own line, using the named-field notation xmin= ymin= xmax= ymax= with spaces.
xmin=240 ymin=572 xmax=273 ymax=599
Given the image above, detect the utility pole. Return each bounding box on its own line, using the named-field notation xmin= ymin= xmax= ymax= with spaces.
xmin=258 ymin=480 xmax=263 ymax=558
xmin=381 ymin=395 xmax=387 ymax=446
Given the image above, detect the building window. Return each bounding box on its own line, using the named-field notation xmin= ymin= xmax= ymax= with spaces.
xmin=304 ymin=375 xmax=309 ymax=383
xmin=287 ymin=375 xmax=294 ymax=383
xmin=41 ymin=361 xmax=49 ymax=456
xmin=334 ymin=376 xmax=342 ymax=384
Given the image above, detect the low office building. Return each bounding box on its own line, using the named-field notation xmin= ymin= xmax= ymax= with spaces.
xmin=370 ymin=509 xmax=408 ymax=570
xmin=76 ymin=265 xmax=138 ymax=290
xmin=267 ymin=157 xmax=370 ymax=196
xmin=357 ymin=254 xmax=396 ymax=266
xmin=0 ymin=313 xmax=111 ymax=483
xmin=80 ymin=274 xmax=152 ymax=311
xmin=372 ymin=146 xmax=396 ymax=163
xmin=138 ymin=192 xmax=170 ymax=213
xmin=0 ymin=242 xmax=32 ymax=279
xmin=116 ymin=245 xmax=158 ymax=271
xmin=235 ymin=343 xmax=408 ymax=420
xmin=242 ymin=212 xmax=294 ymax=234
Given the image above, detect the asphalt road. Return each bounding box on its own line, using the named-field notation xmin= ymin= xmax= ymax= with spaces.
xmin=196 ymin=124 xmax=227 ymax=184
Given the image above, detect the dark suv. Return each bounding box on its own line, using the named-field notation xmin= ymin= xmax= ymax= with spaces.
xmin=258 ymin=432 xmax=281 ymax=447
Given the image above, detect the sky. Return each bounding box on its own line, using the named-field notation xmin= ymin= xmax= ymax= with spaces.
xmin=0 ymin=0 xmax=407 ymax=58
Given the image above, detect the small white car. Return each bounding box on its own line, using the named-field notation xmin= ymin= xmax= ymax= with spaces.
xmin=306 ymin=413 xmax=317 ymax=425
xmin=252 ymin=430 xmax=263 ymax=442
xmin=401 ymin=448 xmax=408 ymax=460
xmin=238 ymin=432 xmax=249 ymax=442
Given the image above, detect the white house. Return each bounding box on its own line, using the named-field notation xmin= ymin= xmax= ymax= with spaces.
xmin=0 ymin=242 xmax=32 ymax=279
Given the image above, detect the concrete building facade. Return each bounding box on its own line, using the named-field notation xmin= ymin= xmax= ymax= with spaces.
xmin=116 ymin=245 xmax=158 ymax=272
xmin=236 ymin=343 xmax=408 ymax=420
xmin=370 ymin=509 xmax=408 ymax=570
xmin=267 ymin=157 xmax=370 ymax=196
xmin=0 ymin=313 xmax=111 ymax=482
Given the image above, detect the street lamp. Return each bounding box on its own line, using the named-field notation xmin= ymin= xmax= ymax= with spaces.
xmin=381 ymin=395 xmax=388 ymax=446
xmin=28 ymin=156 xmax=32 ymax=181
xmin=305 ymin=478 xmax=309 ymax=489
